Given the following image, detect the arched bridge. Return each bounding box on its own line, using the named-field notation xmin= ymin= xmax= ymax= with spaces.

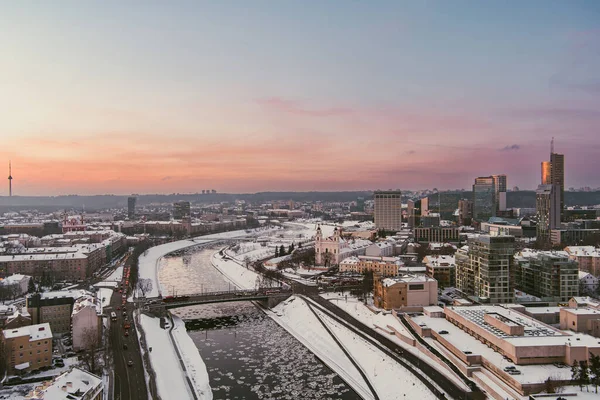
xmin=145 ymin=288 xmax=293 ymax=310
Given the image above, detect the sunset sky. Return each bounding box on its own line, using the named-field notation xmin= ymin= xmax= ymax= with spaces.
xmin=1 ymin=1 xmax=599 ymax=195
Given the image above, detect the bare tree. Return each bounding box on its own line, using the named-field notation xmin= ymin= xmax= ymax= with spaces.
xmin=79 ymin=327 xmax=101 ymax=375
xmin=137 ymin=278 xmax=153 ymax=298
xmin=244 ymin=256 xmax=251 ymax=269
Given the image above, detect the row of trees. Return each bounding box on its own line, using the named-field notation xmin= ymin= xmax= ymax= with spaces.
xmin=571 ymin=355 xmax=600 ymax=393
xmin=274 ymin=243 xmax=298 ymax=258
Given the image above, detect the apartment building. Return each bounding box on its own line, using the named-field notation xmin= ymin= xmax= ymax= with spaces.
xmin=424 ymin=255 xmax=456 ymax=289
xmin=1 ymin=323 xmax=52 ymax=374
xmin=339 ymin=256 xmax=402 ymax=276
xmin=27 ymin=290 xmax=87 ymax=335
xmin=514 ymin=250 xmax=579 ymax=302
xmin=413 ymin=226 xmax=460 ymax=243
xmin=455 ymin=235 xmax=515 ymax=303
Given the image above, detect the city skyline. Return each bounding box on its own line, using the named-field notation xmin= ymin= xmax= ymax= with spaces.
xmin=2 ymin=1 xmax=599 ymax=195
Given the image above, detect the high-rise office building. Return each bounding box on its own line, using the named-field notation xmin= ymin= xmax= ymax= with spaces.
xmin=407 ymin=197 xmax=429 ymax=229
xmin=541 ymin=139 xmax=565 ymax=222
xmin=535 ymin=184 xmax=561 ymax=244
xmin=472 ymin=177 xmax=495 ymax=221
xmin=541 ymin=161 xmax=551 ymax=185
xmin=374 ymin=190 xmax=402 ymax=231
xmin=492 ymin=174 xmax=507 ymax=212
xmin=455 ymin=235 xmax=515 ymax=303
xmin=550 ymin=152 xmax=565 ymax=221
xmin=127 ymin=196 xmax=137 ymax=219
xmin=173 ymin=201 xmax=191 ymax=220
xmin=458 ymin=199 xmax=473 ymax=226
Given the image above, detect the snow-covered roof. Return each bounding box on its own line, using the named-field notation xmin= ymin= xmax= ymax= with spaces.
xmin=564 ymin=246 xmax=599 ymax=257
xmin=579 ymin=270 xmax=597 ymax=280
xmin=424 ymin=255 xmax=455 ymax=268
xmin=28 ymin=367 xmax=102 ymax=399
xmin=38 ymin=289 xmax=88 ymax=301
xmin=382 ymin=274 xmax=436 ymax=287
xmin=3 ymin=323 xmax=52 ymax=341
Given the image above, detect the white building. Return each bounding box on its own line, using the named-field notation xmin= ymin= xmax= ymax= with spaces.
xmin=26 ymin=367 xmax=103 ymax=399
xmin=72 ymin=294 xmax=102 ymax=352
xmin=0 ymin=274 xmax=31 ymax=295
xmin=365 ymin=241 xmax=395 ymax=257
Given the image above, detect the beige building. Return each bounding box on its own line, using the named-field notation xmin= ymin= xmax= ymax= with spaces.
xmin=374 ymin=191 xmax=402 ymax=231
xmin=339 ymin=256 xmax=402 ymax=276
xmin=1 ymin=323 xmax=52 ymax=374
xmin=564 ymin=246 xmax=600 ymax=276
xmin=0 ymin=252 xmax=88 ymax=281
xmin=26 ymin=367 xmax=103 ymax=399
xmin=560 ymin=307 xmax=600 ymax=338
xmin=373 ymin=274 xmax=438 ymax=310
xmin=413 ymin=227 xmax=460 ymax=243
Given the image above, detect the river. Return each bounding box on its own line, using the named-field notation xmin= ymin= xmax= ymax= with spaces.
xmin=158 ymin=246 xmax=361 ymax=400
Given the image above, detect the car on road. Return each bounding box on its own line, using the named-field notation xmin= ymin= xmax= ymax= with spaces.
xmin=54 ymin=359 xmax=65 ymax=367
xmin=124 ymin=330 xmax=129 ymax=337
xmin=438 ymin=330 xmax=449 ymax=334
xmin=127 ymin=360 xmax=133 ymax=367
xmin=123 ymin=343 xmax=128 ymax=350
xmin=122 ymin=311 xmax=127 ymax=316
xmin=117 ymin=306 xmax=120 ymax=310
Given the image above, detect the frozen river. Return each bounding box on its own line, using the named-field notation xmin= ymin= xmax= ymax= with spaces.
xmin=158 ymin=246 xmax=361 ymax=400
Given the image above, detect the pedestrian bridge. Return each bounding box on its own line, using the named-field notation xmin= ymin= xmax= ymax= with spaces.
xmin=146 ymin=288 xmax=293 ymax=310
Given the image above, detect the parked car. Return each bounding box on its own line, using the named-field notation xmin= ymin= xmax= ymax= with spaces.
xmin=508 ymin=370 xmax=521 ymax=375
xmin=438 ymin=330 xmax=449 ymax=334
xmin=54 ymin=359 xmax=65 ymax=367
xmin=504 ymin=366 xmax=516 ymax=371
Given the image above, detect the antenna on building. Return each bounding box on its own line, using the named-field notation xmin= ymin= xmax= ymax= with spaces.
xmin=551 ymin=137 xmax=554 ymax=154
xmin=8 ymin=160 xmax=13 ymax=197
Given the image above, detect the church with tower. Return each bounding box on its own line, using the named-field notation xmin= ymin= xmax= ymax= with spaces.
xmin=314 ymin=225 xmax=371 ymax=266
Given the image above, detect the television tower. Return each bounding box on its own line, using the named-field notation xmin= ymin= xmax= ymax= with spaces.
xmin=8 ymin=161 xmax=12 ymax=197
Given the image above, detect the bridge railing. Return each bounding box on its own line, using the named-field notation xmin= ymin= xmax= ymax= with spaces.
xmin=159 ymin=287 xmax=292 ymax=301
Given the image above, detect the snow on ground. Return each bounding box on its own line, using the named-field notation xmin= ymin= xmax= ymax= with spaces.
xmin=270 ymin=297 xmax=374 ymax=400
xmin=138 ymin=314 xmax=195 ymax=400
xmin=211 ymin=252 xmax=260 ymax=290
xmin=171 ymin=315 xmax=212 ymax=400
xmin=320 ymin=293 xmax=412 ymax=338
xmin=97 ymin=288 xmax=113 ymax=308
xmin=315 ymin=307 xmax=438 ymax=400
xmin=320 ymin=292 xmax=471 ymax=391
xmin=94 ymin=281 xmax=118 ymax=288
xmin=104 ymin=266 xmax=124 ymax=282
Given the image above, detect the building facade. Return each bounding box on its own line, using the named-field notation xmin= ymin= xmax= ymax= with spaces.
xmin=127 ymin=196 xmax=136 ymax=219
xmin=472 ymin=177 xmax=496 ymax=221
xmin=535 ymin=184 xmax=561 ymax=244
xmin=339 ymin=256 xmax=401 ymax=276
xmin=374 ymin=191 xmax=402 ymax=232
xmin=413 ymin=227 xmax=460 ymax=243
xmin=455 ymin=235 xmax=515 ymax=303
xmin=457 ymin=199 xmax=473 ymax=226
xmin=173 ymin=201 xmax=191 ymax=220
xmin=373 ymin=274 xmax=438 ymax=310
xmin=26 ymin=291 xmax=86 ymax=336
xmin=72 ymin=295 xmax=102 ymax=352
xmin=1 ymin=323 xmax=52 ymax=374
xmin=514 ymin=251 xmax=579 ymax=302
xmin=424 ymin=255 xmax=456 ymax=289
